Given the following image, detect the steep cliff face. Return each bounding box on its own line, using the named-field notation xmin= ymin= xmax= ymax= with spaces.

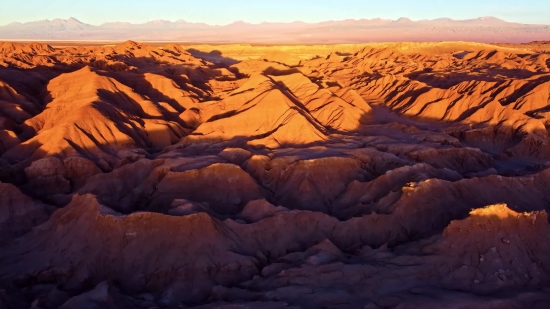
xmin=1 ymin=41 xmax=550 ymax=308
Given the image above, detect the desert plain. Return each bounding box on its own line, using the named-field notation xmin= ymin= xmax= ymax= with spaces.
xmin=0 ymin=38 xmax=550 ymax=308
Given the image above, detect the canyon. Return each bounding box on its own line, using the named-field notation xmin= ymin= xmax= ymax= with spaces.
xmin=0 ymin=40 xmax=550 ymax=308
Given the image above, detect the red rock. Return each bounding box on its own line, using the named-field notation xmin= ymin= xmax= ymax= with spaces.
xmin=0 ymin=41 xmax=550 ymax=308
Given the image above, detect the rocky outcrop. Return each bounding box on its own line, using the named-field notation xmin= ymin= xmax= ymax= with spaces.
xmin=1 ymin=41 xmax=550 ymax=308
xmin=0 ymin=182 xmax=53 ymax=245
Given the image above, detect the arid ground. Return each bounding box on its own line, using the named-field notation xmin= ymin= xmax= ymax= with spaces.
xmin=1 ymin=40 xmax=550 ymax=308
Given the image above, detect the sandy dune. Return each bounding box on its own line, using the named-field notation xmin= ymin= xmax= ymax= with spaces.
xmin=1 ymin=40 xmax=550 ymax=308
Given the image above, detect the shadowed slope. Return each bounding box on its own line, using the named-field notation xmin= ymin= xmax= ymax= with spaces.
xmin=0 ymin=41 xmax=550 ymax=308
xmin=4 ymin=66 xmax=186 ymax=165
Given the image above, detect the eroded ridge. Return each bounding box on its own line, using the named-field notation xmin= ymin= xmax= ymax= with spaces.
xmin=1 ymin=41 xmax=550 ymax=308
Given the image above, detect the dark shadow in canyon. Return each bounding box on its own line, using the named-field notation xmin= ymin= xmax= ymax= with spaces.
xmin=0 ymin=59 xmax=550 ymax=308
xmin=406 ymin=66 xmax=543 ymax=89
xmin=186 ymin=49 xmax=240 ymax=66
xmin=1 ymin=54 xmax=549 ymax=194
xmin=0 ymin=48 xmax=544 ymax=219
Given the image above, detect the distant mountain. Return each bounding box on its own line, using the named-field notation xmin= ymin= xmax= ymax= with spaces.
xmin=3 ymin=17 xmax=96 ymax=32
xmin=99 ymin=19 xmax=211 ymax=30
xmin=0 ymin=17 xmax=549 ymax=43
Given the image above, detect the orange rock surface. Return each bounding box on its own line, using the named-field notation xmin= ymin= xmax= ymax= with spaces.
xmin=1 ymin=41 xmax=550 ymax=308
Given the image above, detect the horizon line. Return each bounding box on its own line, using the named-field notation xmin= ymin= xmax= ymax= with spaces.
xmin=3 ymin=15 xmax=546 ymax=28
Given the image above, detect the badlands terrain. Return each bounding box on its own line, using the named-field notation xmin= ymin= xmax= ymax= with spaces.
xmin=0 ymin=40 xmax=550 ymax=308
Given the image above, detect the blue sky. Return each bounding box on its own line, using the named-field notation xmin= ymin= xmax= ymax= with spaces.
xmin=1 ymin=0 xmax=549 ymax=25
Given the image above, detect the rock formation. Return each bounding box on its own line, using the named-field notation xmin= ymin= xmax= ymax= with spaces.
xmin=0 ymin=40 xmax=550 ymax=308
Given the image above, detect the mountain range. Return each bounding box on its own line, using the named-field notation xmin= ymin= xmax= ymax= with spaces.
xmin=1 ymin=16 xmax=549 ymax=43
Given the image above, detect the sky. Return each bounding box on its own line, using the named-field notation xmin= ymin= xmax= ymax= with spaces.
xmin=1 ymin=0 xmax=549 ymax=26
